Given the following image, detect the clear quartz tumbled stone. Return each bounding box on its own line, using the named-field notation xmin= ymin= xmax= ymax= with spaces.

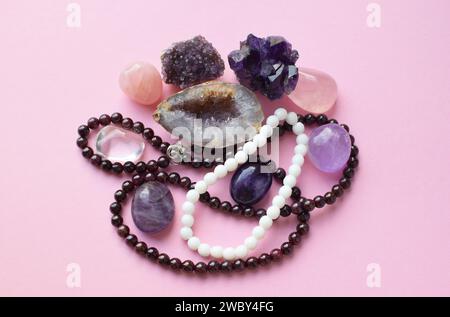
xmin=95 ymin=126 xmax=145 ymax=163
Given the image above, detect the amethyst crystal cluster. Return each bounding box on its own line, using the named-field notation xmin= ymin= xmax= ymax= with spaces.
xmin=161 ymin=35 xmax=225 ymax=89
xmin=228 ymin=34 xmax=299 ymax=100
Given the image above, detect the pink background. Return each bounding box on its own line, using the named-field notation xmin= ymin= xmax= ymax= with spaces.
xmin=1 ymin=0 xmax=449 ymax=296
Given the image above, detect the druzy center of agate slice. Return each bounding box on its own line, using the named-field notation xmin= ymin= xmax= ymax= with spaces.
xmin=153 ymin=82 xmax=264 ymax=148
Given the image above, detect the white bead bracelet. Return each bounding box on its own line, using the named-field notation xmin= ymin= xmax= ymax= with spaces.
xmin=179 ymin=107 xmax=309 ymax=260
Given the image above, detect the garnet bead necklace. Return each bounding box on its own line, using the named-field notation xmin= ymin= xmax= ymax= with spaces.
xmin=77 ymin=112 xmax=171 ymax=175
xmin=78 ymin=111 xmax=359 ymax=274
xmin=77 ymin=112 xmax=359 ymax=216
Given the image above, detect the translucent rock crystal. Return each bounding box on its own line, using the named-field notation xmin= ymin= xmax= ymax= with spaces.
xmin=161 ymin=35 xmax=225 ymax=89
xmin=153 ymin=82 xmax=264 ymax=148
xmin=95 ymin=126 xmax=145 ymax=163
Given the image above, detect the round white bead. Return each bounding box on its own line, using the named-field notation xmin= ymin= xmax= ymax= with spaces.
xmin=203 ymin=172 xmax=217 ymax=186
xmin=266 ymin=206 xmax=280 ymax=219
xmin=286 ymin=112 xmax=298 ymax=125
xmin=252 ymin=226 xmax=265 ymax=240
xmin=243 ymin=141 xmax=257 ymax=155
xmin=292 ymin=154 xmax=305 ymax=166
xmin=288 ymin=164 xmax=301 ymax=177
xmin=198 ymin=243 xmax=210 ymax=257
xmin=194 ymin=180 xmax=208 ymax=194
xmin=235 ymin=150 xmax=248 ymax=164
xmin=223 ymin=247 xmax=236 ymax=260
xmin=253 ymin=134 xmax=267 ymax=148
xmin=259 ymin=125 xmax=273 ymax=138
xmin=272 ymin=195 xmax=286 ymax=208
xmin=296 ymin=134 xmax=309 ymax=145
xmin=187 ymin=237 xmax=201 ymax=250
xmin=274 ymin=108 xmax=288 ymax=120
xmin=283 ymin=175 xmax=296 ymax=188
xmin=259 ymin=215 xmax=273 ymax=229
xmin=224 ymin=158 xmax=238 ymax=172
xmin=181 ymin=214 xmax=194 ymax=227
xmin=186 ymin=189 xmax=199 ymax=202
xmin=210 ymin=246 xmax=224 ymax=258
xmin=235 ymin=245 xmax=248 ymax=258
xmin=182 ymin=201 xmax=195 ymax=214
xmin=244 ymin=236 xmax=258 ymax=250
xmin=214 ymin=165 xmax=228 ymax=178
xmin=279 ymin=185 xmax=292 ymax=199
xmin=266 ymin=115 xmax=279 ymax=128
xmin=180 ymin=227 xmax=193 ymax=240
xmin=292 ymin=122 xmax=305 ymax=135
xmin=294 ymin=144 xmax=308 ymax=156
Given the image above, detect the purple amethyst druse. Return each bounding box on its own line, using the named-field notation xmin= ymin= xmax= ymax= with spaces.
xmin=228 ymin=34 xmax=299 ymax=100
xmin=161 ymin=35 xmax=225 ymax=89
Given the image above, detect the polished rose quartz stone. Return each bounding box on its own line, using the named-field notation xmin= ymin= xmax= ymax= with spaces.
xmin=119 ymin=61 xmax=162 ymax=105
xmin=288 ymin=67 xmax=338 ymax=114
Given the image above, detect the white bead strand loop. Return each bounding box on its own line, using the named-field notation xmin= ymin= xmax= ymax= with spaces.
xmin=180 ymin=107 xmax=309 ymax=259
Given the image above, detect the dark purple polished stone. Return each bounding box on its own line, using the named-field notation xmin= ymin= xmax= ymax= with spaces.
xmin=228 ymin=34 xmax=299 ymax=100
xmin=230 ymin=162 xmax=272 ymax=205
xmin=131 ymin=181 xmax=174 ymax=233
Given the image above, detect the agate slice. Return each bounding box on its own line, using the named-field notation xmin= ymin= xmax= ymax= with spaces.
xmin=153 ymin=82 xmax=264 ymax=148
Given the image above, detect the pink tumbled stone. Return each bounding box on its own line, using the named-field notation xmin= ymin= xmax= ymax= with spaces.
xmin=288 ymin=67 xmax=338 ymax=114
xmin=119 ymin=62 xmax=162 ymax=106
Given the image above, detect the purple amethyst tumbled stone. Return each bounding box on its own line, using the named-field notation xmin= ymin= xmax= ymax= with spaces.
xmin=308 ymin=123 xmax=351 ymax=173
xmin=230 ymin=162 xmax=273 ymax=205
xmin=228 ymin=34 xmax=299 ymax=100
xmin=131 ymin=181 xmax=174 ymax=233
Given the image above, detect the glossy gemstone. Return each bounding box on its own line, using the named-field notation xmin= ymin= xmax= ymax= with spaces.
xmin=288 ymin=68 xmax=338 ymax=114
xmin=230 ymin=163 xmax=273 ymax=205
xmin=119 ymin=61 xmax=162 ymax=105
xmin=308 ymin=123 xmax=351 ymax=173
xmin=131 ymin=181 xmax=175 ymax=233
xmin=228 ymin=34 xmax=299 ymax=100
xmin=95 ymin=126 xmax=145 ymax=163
